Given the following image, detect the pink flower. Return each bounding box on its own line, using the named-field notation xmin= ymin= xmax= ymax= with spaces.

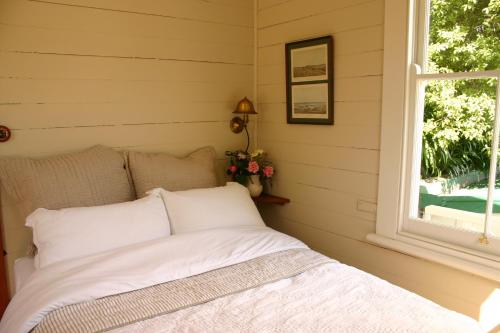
xmin=263 ymin=166 xmax=274 ymax=178
xmin=247 ymin=160 xmax=260 ymax=174
xmin=228 ymin=165 xmax=237 ymax=173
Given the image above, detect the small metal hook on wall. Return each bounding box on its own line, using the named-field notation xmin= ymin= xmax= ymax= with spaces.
xmin=0 ymin=125 xmax=11 ymax=142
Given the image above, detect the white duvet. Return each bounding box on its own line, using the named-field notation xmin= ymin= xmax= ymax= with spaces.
xmin=0 ymin=226 xmax=483 ymax=333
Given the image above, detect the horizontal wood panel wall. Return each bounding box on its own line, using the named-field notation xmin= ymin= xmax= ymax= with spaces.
xmin=256 ymin=0 xmax=500 ymax=325
xmin=0 ymin=0 xmax=254 ymax=293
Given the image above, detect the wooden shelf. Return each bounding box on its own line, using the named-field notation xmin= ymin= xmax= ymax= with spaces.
xmin=252 ymin=193 xmax=290 ymax=205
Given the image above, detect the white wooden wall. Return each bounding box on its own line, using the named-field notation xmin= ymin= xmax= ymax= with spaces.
xmin=0 ymin=0 xmax=254 ymax=293
xmin=256 ymin=0 xmax=500 ymax=324
xmin=0 ymin=0 xmax=254 ymax=158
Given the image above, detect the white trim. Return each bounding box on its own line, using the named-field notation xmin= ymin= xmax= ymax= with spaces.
xmin=367 ymin=233 xmax=500 ymax=282
xmin=415 ymin=0 xmax=429 ymax=71
xmin=405 ymin=218 xmax=500 ymax=257
xmin=403 ymin=64 xmax=424 ymax=222
xmin=398 ymin=229 xmax=500 ymax=263
xmin=484 ymin=80 xmax=500 ymax=236
xmin=417 ymin=69 xmax=500 ymax=81
xmin=375 ymin=0 xmax=412 ymax=237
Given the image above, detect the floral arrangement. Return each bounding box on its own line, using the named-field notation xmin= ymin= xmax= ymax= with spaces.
xmin=225 ymin=149 xmax=274 ymax=185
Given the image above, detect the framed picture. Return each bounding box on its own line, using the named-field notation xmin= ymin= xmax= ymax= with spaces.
xmin=285 ymin=36 xmax=333 ymax=125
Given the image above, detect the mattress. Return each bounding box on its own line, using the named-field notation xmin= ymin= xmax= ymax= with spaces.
xmin=13 ymin=257 xmax=35 ymax=294
xmin=0 ymin=226 xmax=484 ymax=333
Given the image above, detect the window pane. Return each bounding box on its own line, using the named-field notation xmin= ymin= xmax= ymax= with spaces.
xmin=425 ymin=0 xmax=499 ymax=73
xmin=417 ymin=77 xmax=498 ymax=234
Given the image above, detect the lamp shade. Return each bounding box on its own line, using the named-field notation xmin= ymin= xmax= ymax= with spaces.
xmin=233 ymin=97 xmax=257 ymax=114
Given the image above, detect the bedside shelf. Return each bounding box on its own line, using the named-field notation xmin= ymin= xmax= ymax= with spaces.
xmin=252 ymin=194 xmax=290 ymax=205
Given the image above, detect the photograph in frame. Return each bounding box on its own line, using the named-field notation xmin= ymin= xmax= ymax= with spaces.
xmin=291 ymin=44 xmax=328 ymax=83
xmin=292 ymin=84 xmax=329 ymax=119
xmin=285 ymin=36 xmax=333 ymax=125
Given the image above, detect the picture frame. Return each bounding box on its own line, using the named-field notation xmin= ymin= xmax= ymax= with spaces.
xmin=285 ymin=36 xmax=333 ymax=125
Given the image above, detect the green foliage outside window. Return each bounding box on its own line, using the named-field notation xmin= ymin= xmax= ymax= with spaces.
xmin=421 ymin=0 xmax=500 ymax=179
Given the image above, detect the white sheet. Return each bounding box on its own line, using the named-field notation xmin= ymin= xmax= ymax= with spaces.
xmin=0 ymin=226 xmax=305 ymax=333
xmin=0 ymin=226 xmax=483 ymax=333
xmin=13 ymin=257 xmax=35 ymax=294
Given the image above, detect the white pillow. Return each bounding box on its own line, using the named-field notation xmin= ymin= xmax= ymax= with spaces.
xmin=154 ymin=182 xmax=265 ymax=234
xmin=26 ymin=190 xmax=170 ymax=269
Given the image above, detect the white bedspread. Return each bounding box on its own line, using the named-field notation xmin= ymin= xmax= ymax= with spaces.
xmin=0 ymin=226 xmax=483 ymax=333
xmin=111 ymin=263 xmax=483 ymax=333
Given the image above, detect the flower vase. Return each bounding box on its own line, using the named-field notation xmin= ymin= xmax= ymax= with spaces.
xmin=247 ymin=175 xmax=263 ymax=197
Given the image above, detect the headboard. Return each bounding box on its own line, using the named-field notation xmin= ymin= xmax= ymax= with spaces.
xmin=0 ymin=146 xmax=229 ymax=297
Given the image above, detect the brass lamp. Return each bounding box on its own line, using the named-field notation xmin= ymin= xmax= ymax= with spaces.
xmin=230 ymin=97 xmax=257 ymax=152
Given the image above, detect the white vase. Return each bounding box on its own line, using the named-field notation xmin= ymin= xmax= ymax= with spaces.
xmin=247 ymin=175 xmax=263 ymax=197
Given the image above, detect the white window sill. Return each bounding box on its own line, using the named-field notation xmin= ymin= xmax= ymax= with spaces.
xmin=366 ymin=233 xmax=500 ymax=282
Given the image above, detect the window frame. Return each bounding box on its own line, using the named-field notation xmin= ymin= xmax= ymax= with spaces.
xmin=368 ymin=0 xmax=500 ymax=282
xmin=403 ymin=67 xmax=500 ymax=257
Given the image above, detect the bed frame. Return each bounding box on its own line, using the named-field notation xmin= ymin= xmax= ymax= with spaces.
xmin=0 ymin=185 xmax=33 ymax=302
xmin=0 ymin=221 xmax=9 ymax=316
xmin=0 ymin=128 xmax=10 ymax=314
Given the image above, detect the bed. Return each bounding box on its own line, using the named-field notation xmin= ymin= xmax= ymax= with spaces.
xmin=0 ymin=146 xmax=485 ymax=333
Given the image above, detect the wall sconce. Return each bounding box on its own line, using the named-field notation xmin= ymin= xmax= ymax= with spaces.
xmin=230 ymin=97 xmax=257 ymax=152
xmin=0 ymin=125 xmax=11 ymax=142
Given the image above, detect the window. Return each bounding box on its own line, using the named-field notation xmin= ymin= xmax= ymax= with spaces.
xmin=370 ymin=0 xmax=500 ymax=280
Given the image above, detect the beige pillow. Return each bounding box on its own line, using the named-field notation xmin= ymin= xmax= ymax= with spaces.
xmin=0 ymin=145 xmax=135 ymax=220
xmin=128 ymin=146 xmax=218 ymax=198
